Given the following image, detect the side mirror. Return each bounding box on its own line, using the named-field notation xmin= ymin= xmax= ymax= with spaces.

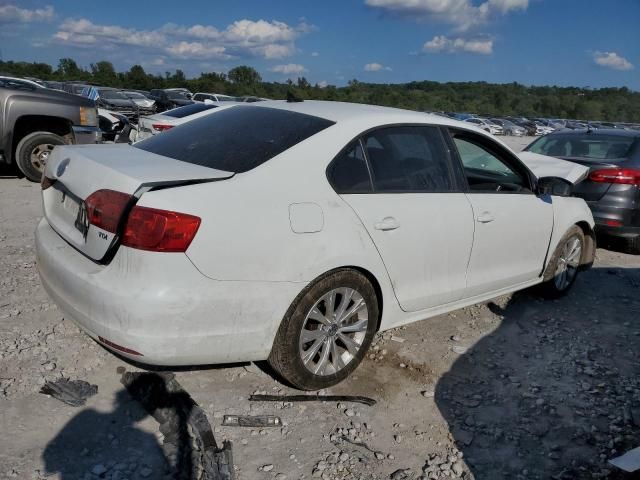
xmin=537 ymin=176 xmax=573 ymax=197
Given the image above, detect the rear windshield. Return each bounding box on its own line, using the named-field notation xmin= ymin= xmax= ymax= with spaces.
xmin=527 ymin=134 xmax=637 ymax=160
xmin=135 ymin=106 xmax=335 ymax=173
xmin=163 ymin=103 xmax=217 ymax=118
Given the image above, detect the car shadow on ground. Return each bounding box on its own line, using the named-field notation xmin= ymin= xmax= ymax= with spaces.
xmin=435 ymin=267 xmax=640 ymax=479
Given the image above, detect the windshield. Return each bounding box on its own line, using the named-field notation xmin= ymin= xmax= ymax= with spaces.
xmin=527 ymin=134 xmax=636 ymax=160
xmin=163 ymin=103 xmax=218 ymax=118
xmin=135 ymin=106 xmax=335 ymax=173
xmin=100 ymin=90 xmax=129 ymax=100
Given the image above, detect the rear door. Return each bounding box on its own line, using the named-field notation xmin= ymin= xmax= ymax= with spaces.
xmin=448 ymin=130 xmax=553 ymax=297
xmin=330 ymin=125 xmax=474 ymax=312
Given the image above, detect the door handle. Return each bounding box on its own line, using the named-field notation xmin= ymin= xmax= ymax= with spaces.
xmin=374 ymin=217 xmax=400 ymax=231
xmin=476 ymin=212 xmax=495 ymax=223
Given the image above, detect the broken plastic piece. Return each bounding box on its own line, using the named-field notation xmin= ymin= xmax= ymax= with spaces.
xmin=249 ymin=394 xmax=376 ymax=406
xmin=222 ymin=415 xmax=281 ymax=427
xmin=40 ymin=378 xmax=98 ymax=407
xmin=609 ymin=446 xmax=640 ymax=472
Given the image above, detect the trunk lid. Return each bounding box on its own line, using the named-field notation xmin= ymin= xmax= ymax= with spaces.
xmin=42 ymin=144 xmax=233 ymax=262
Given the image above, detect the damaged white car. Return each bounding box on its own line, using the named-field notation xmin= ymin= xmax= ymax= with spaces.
xmin=35 ymin=101 xmax=595 ymax=390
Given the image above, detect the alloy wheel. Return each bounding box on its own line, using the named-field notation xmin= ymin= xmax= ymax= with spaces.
xmin=29 ymin=143 xmax=55 ymax=173
xmin=299 ymin=287 xmax=369 ymax=376
xmin=554 ymin=236 xmax=582 ymax=291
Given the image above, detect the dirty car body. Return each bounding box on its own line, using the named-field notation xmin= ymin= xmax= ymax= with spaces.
xmin=35 ymin=101 xmax=596 ymax=387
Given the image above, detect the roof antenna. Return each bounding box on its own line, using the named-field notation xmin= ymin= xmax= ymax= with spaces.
xmin=286 ymin=90 xmax=303 ymax=103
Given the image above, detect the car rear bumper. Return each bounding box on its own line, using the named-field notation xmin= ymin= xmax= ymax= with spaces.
xmin=72 ymin=126 xmax=102 ymax=145
xmin=35 ymin=218 xmax=304 ymax=366
xmin=590 ymin=203 xmax=640 ymax=238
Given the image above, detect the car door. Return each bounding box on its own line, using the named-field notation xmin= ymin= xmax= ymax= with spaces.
xmin=448 ymin=129 xmax=553 ymax=297
xmin=328 ymin=125 xmax=474 ymax=312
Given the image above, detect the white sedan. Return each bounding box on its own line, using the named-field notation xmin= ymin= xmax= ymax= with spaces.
xmin=36 ymin=101 xmax=595 ymax=390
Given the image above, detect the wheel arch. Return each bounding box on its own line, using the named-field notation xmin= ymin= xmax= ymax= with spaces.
xmin=11 ymin=115 xmax=72 ymax=162
xmin=575 ymin=221 xmax=596 ymax=269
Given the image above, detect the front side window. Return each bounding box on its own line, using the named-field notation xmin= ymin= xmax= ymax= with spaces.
xmin=328 ymin=141 xmax=371 ymax=193
xmin=453 ymin=135 xmax=530 ymax=193
xmin=362 ymin=126 xmax=454 ymax=192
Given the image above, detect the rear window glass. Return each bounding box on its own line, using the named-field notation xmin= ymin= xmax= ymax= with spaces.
xmin=527 ymin=134 xmax=636 ymax=160
xmin=163 ymin=103 xmax=217 ymax=118
xmin=135 ymin=106 xmax=335 ymax=173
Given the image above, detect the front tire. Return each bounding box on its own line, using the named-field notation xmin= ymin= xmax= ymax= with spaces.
xmin=268 ymin=269 xmax=378 ymax=390
xmin=539 ymin=226 xmax=585 ymax=297
xmin=15 ymin=132 xmax=66 ymax=182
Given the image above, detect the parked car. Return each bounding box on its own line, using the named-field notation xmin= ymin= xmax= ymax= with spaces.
xmin=98 ymin=108 xmax=133 ymax=143
xmin=136 ymin=102 xmax=239 ymax=141
xmin=148 ymin=89 xmax=194 ymax=112
xmin=62 ymin=82 xmax=94 ymax=96
xmin=165 ymin=87 xmax=193 ymax=99
xmin=193 ymin=92 xmax=236 ymax=102
xmin=35 ymin=101 xmax=596 ymax=390
xmin=237 ymin=96 xmax=268 ymax=102
xmin=463 ymin=117 xmax=503 ymax=135
xmin=42 ymin=80 xmax=65 ymax=91
xmin=525 ymin=129 xmax=640 ymax=253
xmin=0 ymin=76 xmax=101 ymax=182
xmin=122 ymin=91 xmax=156 ymax=114
xmin=94 ymin=88 xmax=137 ymax=118
xmin=490 ymin=118 xmax=526 ymax=136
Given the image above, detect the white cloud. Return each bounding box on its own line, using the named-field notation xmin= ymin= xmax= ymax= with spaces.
xmin=364 ymin=62 xmax=392 ymax=71
xmin=317 ymin=80 xmax=328 ymax=88
xmin=52 ymin=17 xmax=309 ymax=61
xmin=365 ymin=0 xmax=528 ymax=31
xmin=270 ymin=63 xmax=307 ymax=74
xmin=311 ymin=51 xmax=320 ymax=57
xmin=593 ymin=51 xmax=633 ymax=71
xmin=0 ymin=4 xmax=54 ymax=23
xmin=423 ymin=35 xmax=493 ymax=54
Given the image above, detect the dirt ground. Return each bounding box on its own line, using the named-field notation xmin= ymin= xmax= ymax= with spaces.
xmin=1 ymin=136 xmax=639 ymax=480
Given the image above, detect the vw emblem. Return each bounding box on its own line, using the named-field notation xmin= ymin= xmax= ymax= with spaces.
xmin=56 ymin=158 xmax=70 ymax=177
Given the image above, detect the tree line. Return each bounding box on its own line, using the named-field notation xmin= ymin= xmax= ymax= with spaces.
xmin=2 ymin=58 xmax=639 ymax=122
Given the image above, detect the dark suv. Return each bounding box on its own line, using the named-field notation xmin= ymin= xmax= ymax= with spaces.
xmin=0 ymin=77 xmax=101 ymax=182
xmin=526 ymin=129 xmax=640 ymax=253
xmin=148 ymin=89 xmax=194 ymax=112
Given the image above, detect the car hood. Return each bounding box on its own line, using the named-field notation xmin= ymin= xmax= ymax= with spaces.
xmin=518 ymin=151 xmax=590 ymax=184
xmin=100 ymin=98 xmax=135 ymax=107
xmin=131 ymin=98 xmax=155 ymax=107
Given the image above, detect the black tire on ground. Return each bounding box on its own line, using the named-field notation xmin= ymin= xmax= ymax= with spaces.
xmin=268 ymin=269 xmax=379 ymax=391
xmin=538 ymin=225 xmax=585 ymax=298
xmin=15 ymin=131 xmax=66 ymax=182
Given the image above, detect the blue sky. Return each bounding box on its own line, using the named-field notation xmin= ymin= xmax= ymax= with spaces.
xmin=1 ymin=0 xmax=638 ymax=89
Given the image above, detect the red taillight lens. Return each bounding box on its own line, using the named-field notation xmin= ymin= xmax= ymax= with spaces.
xmin=85 ymin=189 xmax=133 ymax=233
xmin=122 ymin=206 xmax=200 ymax=252
xmin=589 ymin=168 xmax=640 ymax=185
xmin=152 ymin=124 xmax=173 ymax=132
xmin=605 ymin=219 xmax=623 ymax=227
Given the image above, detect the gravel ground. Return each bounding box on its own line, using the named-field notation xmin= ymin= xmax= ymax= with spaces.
xmin=1 ymin=136 xmax=639 ymax=480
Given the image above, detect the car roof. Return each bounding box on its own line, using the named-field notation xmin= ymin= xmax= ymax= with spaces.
xmin=250 ymin=100 xmax=465 ymax=127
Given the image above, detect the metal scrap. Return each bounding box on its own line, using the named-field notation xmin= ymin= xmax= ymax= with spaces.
xmin=249 ymin=394 xmax=376 ymax=406
xmin=222 ymin=415 xmax=281 ymax=427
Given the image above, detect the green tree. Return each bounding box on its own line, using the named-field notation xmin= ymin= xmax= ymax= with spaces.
xmin=228 ymin=65 xmax=261 ymax=85
xmin=56 ymin=58 xmax=84 ymax=80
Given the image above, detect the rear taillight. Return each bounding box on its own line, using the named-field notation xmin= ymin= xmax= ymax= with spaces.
xmin=152 ymin=124 xmax=173 ymax=132
xmin=85 ymin=189 xmax=133 ymax=233
xmin=589 ymin=168 xmax=640 ymax=185
xmin=122 ymin=206 xmax=200 ymax=252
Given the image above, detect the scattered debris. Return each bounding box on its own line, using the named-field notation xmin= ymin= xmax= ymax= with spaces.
xmin=39 ymin=378 xmax=98 ymax=406
xmin=222 ymin=415 xmax=281 ymax=427
xmin=390 ymin=335 xmax=405 ymax=343
xmin=451 ymin=345 xmax=468 ymax=354
xmin=609 ymin=446 xmax=640 ymax=472
xmin=249 ymin=394 xmax=376 ymax=406
xmin=120 ymin=370 xmax=234 ymax=480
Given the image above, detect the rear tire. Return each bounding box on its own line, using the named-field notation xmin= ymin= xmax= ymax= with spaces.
xmin=538 ymin=226 xmax=585 ymax=298
xmin=15 ymin=132 xmax=66 ymax=182
xmin=268 ymin=269 xmax=378 ymax=390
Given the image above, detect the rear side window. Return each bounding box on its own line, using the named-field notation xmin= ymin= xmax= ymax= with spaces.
xmin=163 ymin=103 xmax=217 ymax=118
xmin=362 ymin=126 xmax=454 ymax=192
xmin=328 ymin=141 xmax=372 ymax=193
xmin=135 ymin=106 xmax=335 ymax=173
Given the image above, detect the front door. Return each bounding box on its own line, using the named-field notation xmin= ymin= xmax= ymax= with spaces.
xmin=449 ymin=131 xmax=553 ymax=297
